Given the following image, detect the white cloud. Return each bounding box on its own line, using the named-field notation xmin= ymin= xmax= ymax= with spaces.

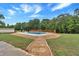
xmin=30 ymin=14 xmax=42 ymax=18
xmin=20 ymin=4 xmax=33 ymax=13
xmin=5 ymin=16 xmax=11 ymax=19
xmin=12 ymin=6 xmax=20 ymax=11
xmin=10 ymin=4 xmax=42 ymax=18
xmin=34 ymin=5 xmax=42 ymax=14
xmin=30 ymin=14 xmax=38 ymax=18
xmin=52 ymin=3 xmax=72 ymax=11
xmin=20 ymin=4 xmax=42 ymax=14
xmin=30 ymin=5 xmax=42 ymax=18
xmin=8 ymin=9 xmax=16 ymax=15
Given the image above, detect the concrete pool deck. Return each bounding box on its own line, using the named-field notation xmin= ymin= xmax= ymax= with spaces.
xmin=12 ymin=32 xmax=60 ymax=56
xmin=12 ymin=32 xmax=60 ymax=40
xmin=0 ymin=41 xmax=32 ymax=56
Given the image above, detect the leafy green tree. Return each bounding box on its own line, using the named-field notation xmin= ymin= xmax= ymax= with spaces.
xmin=0 ymin=21 xmax=5 ymax=28
xmin=0 ymin=14 xmax=5 ymax=20
xmin=0 ymin=13 xmax=5 ymax=28
xmin=21 ymin=22 xmax=27 ymax=31
xmin=15 ymin=23 xmax=22 ymax=31
xmin=73 ymin=24 xmax=79 ymax=33
xmin=41 ymin=19 xmax=50 ymax=31
xmin=6 ymin=24 xmax=14 ymax=28
xmin=56 ymin=14 xmax=74 ymax=33
xmin=14 ymin=8 xmax=79 ymax=33
xmin=74 ymin=9 xmax=79 ymax=16
xmin=28 ymin=19 xmax=40 ymax=30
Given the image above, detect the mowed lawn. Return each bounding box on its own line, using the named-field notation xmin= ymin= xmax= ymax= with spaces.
xmin=0 ymin=34 xmax=33 ymax=50
xmin=47 ymin=34 xmax=79 ymax=56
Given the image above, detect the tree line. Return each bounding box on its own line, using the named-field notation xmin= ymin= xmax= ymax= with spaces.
xmin=0 ymin=9 xmax=79 ymax=33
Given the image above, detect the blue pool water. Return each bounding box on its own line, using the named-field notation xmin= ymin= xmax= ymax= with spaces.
xmin=28 ymin=32 xmax=45 ymax=34
xmin=22 ymin=32 xmax=47 ymax=36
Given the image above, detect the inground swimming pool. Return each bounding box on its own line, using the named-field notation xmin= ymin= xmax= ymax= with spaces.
xmin=22 ymin=32 xmax=47 ymax=36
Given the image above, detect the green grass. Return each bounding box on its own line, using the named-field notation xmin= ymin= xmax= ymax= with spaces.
xmin=47 ymin=34 xmax=79 ymax=56
xmin=0 ymin=34 xmax=33 ymax=50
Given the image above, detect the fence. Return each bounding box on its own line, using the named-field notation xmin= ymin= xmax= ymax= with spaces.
xmin=0 ymin=28 xmax=15 ymax=33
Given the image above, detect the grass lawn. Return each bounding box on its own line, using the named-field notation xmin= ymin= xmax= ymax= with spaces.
xmin=47 ymin=34 xmax=79 ymax=56
xmin=0 ymin=34 xmax=33 ymax=50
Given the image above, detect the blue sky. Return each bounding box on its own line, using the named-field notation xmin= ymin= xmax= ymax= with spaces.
xmin=0 ymin=3 xmax=79 ymax=25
